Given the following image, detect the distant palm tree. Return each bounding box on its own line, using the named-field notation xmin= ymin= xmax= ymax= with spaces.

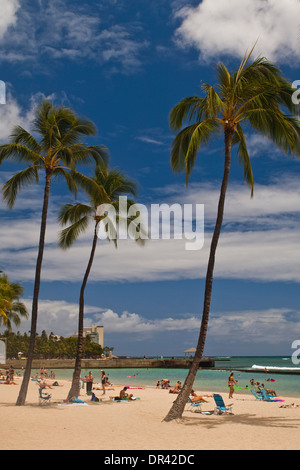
xmin=0 ymin=272 xmax=28 ymax=329
xmin=164 ymin=49 xmax=300 ymax=421
xmin=58 ymin=164 xmax=144 ymax=400
xmin=0 ymin=100 xmax=107 ymax=405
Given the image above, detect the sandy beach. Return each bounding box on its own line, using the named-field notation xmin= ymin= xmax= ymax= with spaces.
xmin=1 ymin=376 xmax=300 ymax=450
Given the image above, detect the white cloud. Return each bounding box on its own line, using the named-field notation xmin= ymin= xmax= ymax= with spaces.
xmin=14 ymin=298 xmax=200 ymax=338
xmin=19 ymin=299 xmax=100 ymax=337
xmin=174 ymin=0 xmax=300 ymax=63
xmin=208 ymin=308 xmax=300 ymax=345
xmin=0 ymin=0 xmax=20 ymax=40
xmin=1 ymin=175 xmax=300 ymax=284
xmin=0 ymin=92 xmax=35 ymax=143
xmin=12 ymin=299 xmax=300 ymax=351
xmin=136 ymin=136 xmax=164 ymax=145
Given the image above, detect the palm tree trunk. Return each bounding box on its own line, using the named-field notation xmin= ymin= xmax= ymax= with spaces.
xmin=67 ymin=225 xmax=99 ymax=400
xmin=16 ymin=171 xmax=52 ymax=406
xmin=163 ymin=128 xmax=233 ymax=422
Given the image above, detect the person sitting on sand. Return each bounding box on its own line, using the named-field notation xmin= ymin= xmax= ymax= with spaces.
xmin=120 ymin=387 xmax=135 ymax=400
xmin=5 ymin=374 xmax=17 ymax=385
xmin=169 ymin=381 xmax=182 ymax=394
xmin=161 ymin=379 xmax=170 ymax=389
xmin=174 ymin=381 xmax=182 ymax=390
xmin=260 ymin=383 xmax=277 ymax=397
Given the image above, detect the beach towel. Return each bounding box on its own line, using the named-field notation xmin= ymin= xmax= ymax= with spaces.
xmin=58 ymin=402 xmax=88 ymax=407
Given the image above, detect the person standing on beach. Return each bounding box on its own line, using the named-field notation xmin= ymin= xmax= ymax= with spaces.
xmin=85 ymin=371 xmax=94 ymax=395
xmin=101 ymin=370 xmax=106 ymax=395
xmin=228 ymin=372 xmax=238 ymax=399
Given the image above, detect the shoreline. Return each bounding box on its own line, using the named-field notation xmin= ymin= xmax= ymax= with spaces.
xmin=1 ymin=377 xmax=300 ymax=450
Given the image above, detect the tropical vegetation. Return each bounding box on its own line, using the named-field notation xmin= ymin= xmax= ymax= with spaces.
xmin=58 ymin=164 xmax=144 ymax=400
xmin=0 ymin=100 xmax=107 ymax=405
xmin=0 ymin=271 xmax=28 ymax=330
xmin=163 ymin=48 xmax=300 ymax=422
xmin=2 ymin=329 xmax=112 ymax=360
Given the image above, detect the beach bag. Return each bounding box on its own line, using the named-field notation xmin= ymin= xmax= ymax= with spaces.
xmin=91 ymin=393 xmax=99 ymax=402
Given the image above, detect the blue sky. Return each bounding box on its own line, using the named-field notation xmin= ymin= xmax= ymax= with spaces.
xmin=0 ymin=0 xmax=300 ymax=357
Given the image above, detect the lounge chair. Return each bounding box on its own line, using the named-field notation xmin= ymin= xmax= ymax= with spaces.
xmin=213 ymin=394 xmax=233 ymax=414
xmin=38 ymin=386 xmax=51 ymax=405
xmin=187 ymin=396 xmax=203 ymax=413
xmin=261 ymin=388 xmax=277 ymax=402
xmin=250 ymin=389 xmax=263 ymax=400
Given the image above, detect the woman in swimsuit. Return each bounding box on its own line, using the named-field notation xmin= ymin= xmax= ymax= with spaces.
xmin=228 ymin=372 xmax=238 ymax=399
xmin=101 ymin=370 xmax=106 ymax=395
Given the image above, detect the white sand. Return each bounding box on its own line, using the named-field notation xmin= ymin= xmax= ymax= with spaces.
xmin=1 ymin=377 xmax=300 ymax=450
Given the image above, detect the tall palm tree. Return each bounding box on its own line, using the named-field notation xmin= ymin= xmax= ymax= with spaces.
xmin=0 ymin=100 xmax=107 ymax=405
xmin=164 ymin=49 xmax=300 ymax=421
xmin=0 ymin=272 xmax=28 ymax=329
xmin=58 ymin=164 xmax=144 ymax=400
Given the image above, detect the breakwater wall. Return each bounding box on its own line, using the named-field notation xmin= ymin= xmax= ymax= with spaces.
xmin=0 ymin=357 xmax=215 ymax=370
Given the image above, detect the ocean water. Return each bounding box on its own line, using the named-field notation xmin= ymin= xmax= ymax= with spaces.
xmin=30 ymin=356 xmax=300 ymax=398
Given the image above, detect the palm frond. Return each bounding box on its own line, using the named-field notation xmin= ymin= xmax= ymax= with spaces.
xmin=58 ymin=215 xmax=91 ymax=249
xmin=245 ymin=109 xmax=300 ymax=155
xmin=232 ymin=124 xmax=254 ymax=196
xmin=169 ymin=96 xmax=205 ymax=131
xmin=201 ymin=83 xmax=224 ymax=118
xmin=70 ymin=170 xmax=106 ymax=203
xmin=52 ymin=167 xmax=78 ymax=196
xmin=10 ymin=126 xmax=42 ymax=153
xmin=170 ymin=119 xmax=220 ymax=184
xmin=58 ymin=203 xmax=94 ymax=226
xmin=0 ymin=143 xmax=42 ymax=166
xmin=2 ymin=166 xmax=40 ymax=208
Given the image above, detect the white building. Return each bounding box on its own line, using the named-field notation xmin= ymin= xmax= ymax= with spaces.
xmin=72 ymin=324 xmax=104 ymax=348
xmin=83 ymin=324 xmax=104 ymax=347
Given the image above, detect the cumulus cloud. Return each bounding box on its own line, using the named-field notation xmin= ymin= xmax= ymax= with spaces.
xmin=14 ymin=299 xmax=300 ymax=353
xmin=208 ymin=308 xmax=300 ymax=345
xmin=1 ymin=176 xmax=300 ymax=284
xmin=0 ymin=92 xmax=35 ymax=143
xmin=0 ymin=0 xmax=20 ymax=40
xmin=174 ymin=0 xmax=300 ymax=63
xmin=16 ymin=298 xmax=200 ymax=339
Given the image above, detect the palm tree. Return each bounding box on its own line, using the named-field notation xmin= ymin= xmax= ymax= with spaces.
xmin=58 ymin=164 xmax=144 ymax=400
xmin=0 ymin=100 xmax=107 ymax=405
xmin=163 ymin=49 xmax=300 ymax=421
xmin=0 ymin=272 xmax=28 ymax=329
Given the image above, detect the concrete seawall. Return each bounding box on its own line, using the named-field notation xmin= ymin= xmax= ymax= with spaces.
xmin=1 ymin=357 xmax=215 ymax=370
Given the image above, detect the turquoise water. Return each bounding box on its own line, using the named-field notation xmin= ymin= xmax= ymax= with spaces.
xmin=29 ymin=356 xmax=300 ymax=398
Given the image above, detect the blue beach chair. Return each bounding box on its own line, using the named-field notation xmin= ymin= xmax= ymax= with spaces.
xmin=250 ymin=389 xmax=263 ymax=400
xmin=187 ymin=396 xmax=203 ymax=413
xmin=213 ymin=394 xmax=233 ymax=415
xmin=261 ymin=388 xmax=277 ymax=402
